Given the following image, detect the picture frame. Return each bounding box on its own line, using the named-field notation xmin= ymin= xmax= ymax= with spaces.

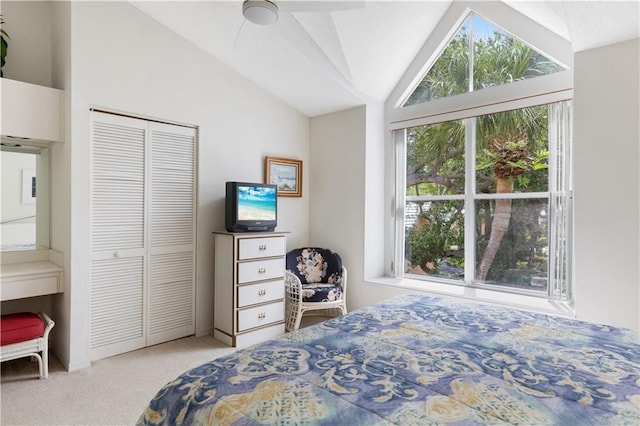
xmin=21 ymin=169 xmax=36 ymax=204
xmin=265 ymin=156 xmax=302 ymax=197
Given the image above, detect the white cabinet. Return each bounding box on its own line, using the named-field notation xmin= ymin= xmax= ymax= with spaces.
xmin=89 ymin=111 xmax=196 ymax=361
xmin=213 ymin=231 xmax=287 ymax=347
xmin=1 ymin=262 xmax=61 ymax=301
xmin=0 ymin=78 xmax=63 ymax=144
xmin=0 ymin=249 xmax=64 ymax=301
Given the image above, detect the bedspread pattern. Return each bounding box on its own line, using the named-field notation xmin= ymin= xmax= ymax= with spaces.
xmin=138 ymin=294 xmax=640 ymax=425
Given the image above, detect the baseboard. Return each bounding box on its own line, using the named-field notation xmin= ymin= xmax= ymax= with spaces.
xmin=66 ymin=358 xmax=91 ymax=372
xmin=57 ymin=347 xmax=91 ymax=372
xmin=195 ymin=326 xmax=213 ymax=337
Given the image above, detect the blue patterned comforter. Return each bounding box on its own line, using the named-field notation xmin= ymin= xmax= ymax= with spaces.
xmin=138 ymin=294 xmax=640 ymax=425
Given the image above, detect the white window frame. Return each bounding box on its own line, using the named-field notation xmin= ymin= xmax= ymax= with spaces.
xmin=393 ymin=97 xmax=572 ymax=299
xmin=384 ymin=1 xmax=575 ymax=307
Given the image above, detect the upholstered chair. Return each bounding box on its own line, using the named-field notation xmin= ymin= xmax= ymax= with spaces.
xmin=284 ymin=247 xmax=347 ymax=331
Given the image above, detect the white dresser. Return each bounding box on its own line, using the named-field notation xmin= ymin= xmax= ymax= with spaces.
xmin=213 ymin=231 xmax=287 ymax=347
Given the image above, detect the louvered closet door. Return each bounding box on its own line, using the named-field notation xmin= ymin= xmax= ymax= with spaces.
xmin=90 ymin=112 xmax=147 ymax=361
xmin=89 ymin=112 xmax=197 ymax=360
xmin=147 ymin=122 xmax=196 ymax=345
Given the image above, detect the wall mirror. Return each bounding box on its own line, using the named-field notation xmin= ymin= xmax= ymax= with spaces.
xmin=1 ymin=142 xmax=50 ymax=251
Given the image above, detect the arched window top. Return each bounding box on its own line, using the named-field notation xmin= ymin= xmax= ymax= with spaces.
xmin=402 ymin=12 xmax=566 ymax=107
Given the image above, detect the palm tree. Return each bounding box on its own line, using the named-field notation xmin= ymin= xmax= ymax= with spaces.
xmin=474 ymin=109 xmax=545 ymax=281
xmin=405 ymin=14 xmax=554 ymax=281
xmin=472 ymin=31 xmax=552 ymax=281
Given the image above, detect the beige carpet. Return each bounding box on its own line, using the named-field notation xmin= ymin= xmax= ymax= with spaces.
xmin=1 ymin=335 xmax=238 ymax=425
xmin=1 ymin=317 xmax=326 ymax=425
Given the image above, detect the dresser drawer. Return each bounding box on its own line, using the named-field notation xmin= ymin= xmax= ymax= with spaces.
xmin=237 ymin=258 xmax=284 ymax=284
xmin=238 ymin=236 xmax=286 ymax=260
xmin=238 ymin=280 xmax=284 ymax=308
xmin=237 ymin=301 xmax=285 ymax=332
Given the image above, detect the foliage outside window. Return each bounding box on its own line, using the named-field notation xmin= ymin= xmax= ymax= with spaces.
xmin=404 ymin=13 xmax=564 ymax=106
xmin=397 ymin=12 xmax=572 ymax=300
xmin=406 ymin=106 xmax=552 ymax=285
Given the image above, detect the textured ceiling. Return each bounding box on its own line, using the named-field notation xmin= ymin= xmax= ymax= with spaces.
xmin=131 ymin=0 xmax=640 ymax=117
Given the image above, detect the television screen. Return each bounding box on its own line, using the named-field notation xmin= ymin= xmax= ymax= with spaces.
xmin=237 ymin=184 xmax=277 ymax=221
xmin=226 ymin=181 xmax=277 ymax=232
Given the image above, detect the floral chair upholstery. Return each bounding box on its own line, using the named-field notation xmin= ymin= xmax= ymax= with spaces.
xmin=284 ymin=247 xmax=347 ymax=331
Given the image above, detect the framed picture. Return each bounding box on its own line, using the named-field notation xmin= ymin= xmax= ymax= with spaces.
xmin=265 ymin=156 xmax=302 ymax=197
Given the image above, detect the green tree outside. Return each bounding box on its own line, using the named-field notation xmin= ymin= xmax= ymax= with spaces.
xmin=404 ymin=14 xmax=559 ymax=287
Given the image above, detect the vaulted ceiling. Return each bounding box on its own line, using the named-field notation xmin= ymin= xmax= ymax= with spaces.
xmin=131 ymin=1 xmax=639 ymax=117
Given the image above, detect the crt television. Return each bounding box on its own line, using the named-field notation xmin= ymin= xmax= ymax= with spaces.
xmin=225 ymin=181 xmax=277 ymax=232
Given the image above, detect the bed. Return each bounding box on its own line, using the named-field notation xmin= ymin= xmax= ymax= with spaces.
xmin=137 ymin=294 xmax=640 ymax=425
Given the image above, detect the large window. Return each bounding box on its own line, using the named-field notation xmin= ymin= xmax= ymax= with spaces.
xmin=391 ymin=9 xmax=572 ymax=301
xmin=400 ymin=102 xmax=571 ymax=299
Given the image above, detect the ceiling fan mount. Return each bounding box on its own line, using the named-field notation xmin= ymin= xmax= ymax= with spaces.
xmin=242 ymin=0 xmax=279 ymax=26
xmin=241 ymin=1 xmax=366 ymax=26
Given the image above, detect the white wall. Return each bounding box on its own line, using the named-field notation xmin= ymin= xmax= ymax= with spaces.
xmin=308 ymin=106 xmax=366 ymax=306
xmin=573 ymin=38 xmax=640 ymax=331
xmin=49 ymin=0 xmax=73 ymax=372
xmin=308 ymin=102 xmax=418 ymax=312
xmin=309 ymin=102 xmax=417 ymax=313
xmin=0 ymin=1 xmax=52 ymax=87
xmin=4 ymin=1 xmax=310 ymax=370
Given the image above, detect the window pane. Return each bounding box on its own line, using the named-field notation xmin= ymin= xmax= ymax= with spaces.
xmin=406 ymin=120 xmax=466 ymax=196
xmin=404 ymin=19 xmax=469 ymax=105
xmin=403 ymin=13 xmax=564 ymax=107
xmin=405 ymin=200 xmax=465 ymax=279
xmin=472 ymin=16 xmax=563 ymax=92
xmin=475 ymin=199 xmax=548 ymax=291
xmin=476 ymin=105 xmax=549 ymax=193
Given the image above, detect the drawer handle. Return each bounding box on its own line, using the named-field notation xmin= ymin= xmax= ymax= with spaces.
xmin=258 ymin=312 xmax=266 ymax=320
xmin=259 ymin=244 xmax=267 ymax=251
xmin=258 ymin=290 xmax=267 ymax=296
xmin=258 ymin=267 xmax=266 ymax=274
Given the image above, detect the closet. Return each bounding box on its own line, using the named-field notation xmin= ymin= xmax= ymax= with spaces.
xmin=89 ymin=111 xmax=196 ymax=361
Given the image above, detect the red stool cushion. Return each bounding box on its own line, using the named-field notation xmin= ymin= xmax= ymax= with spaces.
xmin=1 ymin=313 xmax=45 ymax=345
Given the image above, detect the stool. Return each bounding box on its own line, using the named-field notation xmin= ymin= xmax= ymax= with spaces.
xmin=1 ymin=312 xmax=55 ymax=379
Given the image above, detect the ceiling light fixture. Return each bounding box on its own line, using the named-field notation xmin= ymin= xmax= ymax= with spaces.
xmin=242 ymin=0 xmax=279 ymax=25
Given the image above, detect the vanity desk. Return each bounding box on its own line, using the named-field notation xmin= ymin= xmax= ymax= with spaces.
xmin=1 ymin=78 xmax=64 ymax=303
xmin=1 ymin=249 xmax=63 ymax=301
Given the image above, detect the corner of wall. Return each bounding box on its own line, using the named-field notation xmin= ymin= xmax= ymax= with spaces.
xmin=573 ymin=37 xmax=640 ymax=331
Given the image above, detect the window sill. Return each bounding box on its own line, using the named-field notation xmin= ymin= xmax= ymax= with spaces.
xmin=366 ymin=276 xmax=575 ymax=318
